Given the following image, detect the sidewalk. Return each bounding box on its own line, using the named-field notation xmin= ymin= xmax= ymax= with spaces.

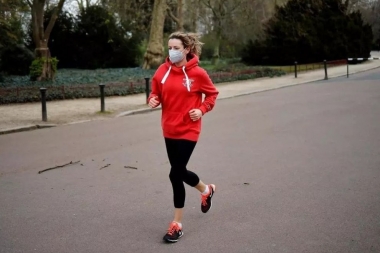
xmin=1 ymin=53 xmax=380 ymax=134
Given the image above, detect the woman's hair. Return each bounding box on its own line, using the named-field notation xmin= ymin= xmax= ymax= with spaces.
xmin=168 ymin=31 xmax=204 ymax=57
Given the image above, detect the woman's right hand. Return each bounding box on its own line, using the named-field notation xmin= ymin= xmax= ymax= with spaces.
xmin=148 ymin=96 xmax=160 ymax=108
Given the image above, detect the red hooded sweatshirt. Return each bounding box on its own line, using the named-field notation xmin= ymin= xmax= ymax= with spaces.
xmin=148 ymin=54 xmax=219 ymax=141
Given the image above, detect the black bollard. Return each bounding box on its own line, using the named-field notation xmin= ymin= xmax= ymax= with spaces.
xmin=145 ymin=77 xmax=150 ymax=103
xmin=40 ymin=88 xmax=47 ymax=122
xmin=294 ymin=61 xmax=298 ymax=78
xmin=347 ymin=59 xmax=349 ymax=78
xmin=99 ymin=83 xmax=105 ymax=112
xmin=324 ymin=60 xmax=328 ymax=80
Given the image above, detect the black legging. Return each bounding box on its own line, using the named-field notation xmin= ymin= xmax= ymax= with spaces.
xmin=165 ymin=138 xmax=200 ymax=208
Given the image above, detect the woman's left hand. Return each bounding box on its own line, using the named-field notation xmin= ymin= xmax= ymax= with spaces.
xmin=189 ymin=109 xmax=203 ymax=121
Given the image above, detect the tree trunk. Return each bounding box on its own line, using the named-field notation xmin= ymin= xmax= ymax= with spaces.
xmin=212 ymin=22 xmax=222 ymax=65
xmin=35 ymin=42 xmax=54 ymax=81
xmin=142 ymin=0 xmax=167 ymax=69
xmin=177 ymin=0 xmax=184 ymax=31
xmin=189 ymin=0 xmax=198 ymax=31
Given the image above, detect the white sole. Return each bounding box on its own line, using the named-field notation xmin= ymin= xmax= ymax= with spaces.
xmin=165 ymin=232 xmax=184 ymax=243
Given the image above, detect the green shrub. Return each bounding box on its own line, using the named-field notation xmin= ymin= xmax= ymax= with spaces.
xmin=29 ymin=57 xmax=59 ymax=81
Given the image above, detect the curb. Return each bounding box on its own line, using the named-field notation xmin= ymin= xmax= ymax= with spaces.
xmin=116 ymin=106 xmax=161 ymax=117
xmin=0 ymin=124 xmax=56 ymax=135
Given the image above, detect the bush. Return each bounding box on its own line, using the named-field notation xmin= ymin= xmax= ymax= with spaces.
xmin=29 ymin=57 xmax=59 ymax=81
xmin=0 ymin=45 xmax=34 ymax=75
xmin=0 ymin=83 xmax=146 ymax=104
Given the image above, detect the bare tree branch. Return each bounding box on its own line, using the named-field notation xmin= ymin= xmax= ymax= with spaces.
xmin=200 ymin=0 xmax=219 ymax=19
xmin=229 ymin=0 xmax=244 ymax=13
xmin=167 ymin=7 xmax=180 ymax=25
xmin=44 ymin=0 xmax=66 ymax=41
xmin=26 ymin=0 xmax=33 ymax=8
xmin=75 ymin=0 xmax=83 ymax=11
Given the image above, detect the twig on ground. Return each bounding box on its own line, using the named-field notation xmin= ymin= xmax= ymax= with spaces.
xmin=100 ymin=164 xmax=111 ymax=170
xmin=38 ymin=161 xmax=80 ymax=174
xmin=124 ymin=166 xmax=138 ymax=170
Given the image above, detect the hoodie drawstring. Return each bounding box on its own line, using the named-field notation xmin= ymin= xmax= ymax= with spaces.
xmin=182 ymin=66 xmax=190 ymax=92
xmin=161 ymin=66 xmax=172 ymax=84
xmin=160 ymin=65 xmax=190 ymax=92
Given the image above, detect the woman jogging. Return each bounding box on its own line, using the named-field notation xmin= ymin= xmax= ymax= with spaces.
xmin=147 ymin=31 xmax=219 ymax=243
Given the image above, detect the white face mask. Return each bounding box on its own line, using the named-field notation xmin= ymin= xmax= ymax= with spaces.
xmin=169 ymin=49 xmax=185 ymax=63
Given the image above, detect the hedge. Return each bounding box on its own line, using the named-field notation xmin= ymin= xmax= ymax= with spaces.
xmin=0 ymin=67 xmax=286 ymax=104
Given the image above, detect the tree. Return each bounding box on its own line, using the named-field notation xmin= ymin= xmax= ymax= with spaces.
xmin=74 ymin=5 xmax=140 ymax=68
xmin=190 ymin=0 xmax=292 ymax=60
xmin=241 ymin=0 xmax=373 ymax=65
xmin=185 ymin=0 xmax=201 ymax=31
xmin=75 ymin=0 xmax=102 ymax=12
xmin=26 ymin=0 xmax=66 ymax=81
xmin=99 ymin=0 xmax=154 ymax=34
xmin=0 ymin=0 xmax=32 ymax=75
xmin=41 ymin=9 xmax=77 ymax=68
xmin=140 ymin=0 xmax=293 ymax=67
xmin=347 ymin=0 xmax=380 ymax=47
xmin=26 ymin=4 xmax=141 ymax=69
xmin=0 ymin=0 xmax=26 ymax=48
xmin=200 ymin=0 xmax=245 ymax=64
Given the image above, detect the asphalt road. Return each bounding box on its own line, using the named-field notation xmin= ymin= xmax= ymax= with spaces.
xmin=1 ymin=69 xmax=380 ymax=253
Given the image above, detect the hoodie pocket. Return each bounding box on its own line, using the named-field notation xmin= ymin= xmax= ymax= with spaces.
xmin=183 ymin=112 xmax=201 ymax=134
xmin=162 ymin=111 xmax=186 ymax=135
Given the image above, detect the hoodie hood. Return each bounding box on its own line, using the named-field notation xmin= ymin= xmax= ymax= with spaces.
xmin=161 ymin=54 xmax=199 ymax=91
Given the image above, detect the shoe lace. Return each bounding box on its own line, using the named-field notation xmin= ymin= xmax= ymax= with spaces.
xmin=201 ymin=193 xmax=209 ymax=206
xmin=167 ymin=222 xmax=180 ymax=236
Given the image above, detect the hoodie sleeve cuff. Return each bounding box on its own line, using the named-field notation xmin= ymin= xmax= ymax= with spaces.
xmin=148 ymin=94 xmax=160 ymax=104
xmin=199 ymin=106 xmax=207 ymax=115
